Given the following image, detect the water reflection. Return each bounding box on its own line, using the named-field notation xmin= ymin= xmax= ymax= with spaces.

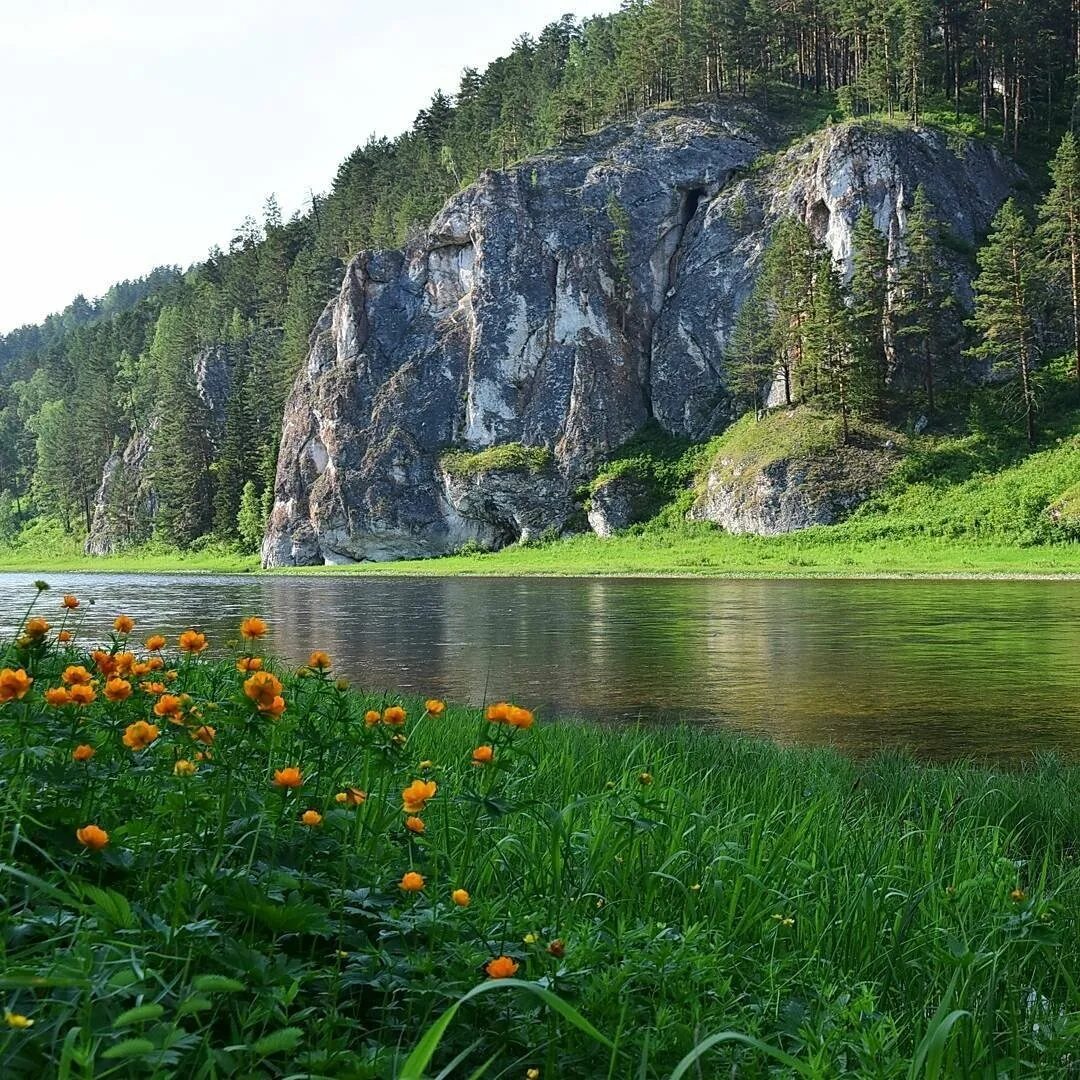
xmin=1 ymin=573 xmax=1077 ymax=760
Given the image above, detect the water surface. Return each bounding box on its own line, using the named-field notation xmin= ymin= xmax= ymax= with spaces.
xmin=2 ymin=572 xmax=1077 ymax=760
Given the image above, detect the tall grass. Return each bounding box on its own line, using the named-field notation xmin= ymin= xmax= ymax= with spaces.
xmin=1 ymin=589 xmax=1079 ymax=1076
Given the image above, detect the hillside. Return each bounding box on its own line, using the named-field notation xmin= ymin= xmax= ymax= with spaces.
xmin=1 ymin=0 xmax=1079 ymax=574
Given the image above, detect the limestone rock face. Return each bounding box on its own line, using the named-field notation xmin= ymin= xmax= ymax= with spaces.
xmin=84 ymin=345 xmax=236 ymax=555
xmin=265 ymin=105 xmax=1021 ymax=565
xmin=587 ymin=473 xmax=653 ymax=538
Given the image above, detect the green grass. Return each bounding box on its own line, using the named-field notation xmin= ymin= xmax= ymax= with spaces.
xmin=439 ymin=443 xmax=553 ymax=479
xmin=2 ymin=595 xmax=1079 ymax=1076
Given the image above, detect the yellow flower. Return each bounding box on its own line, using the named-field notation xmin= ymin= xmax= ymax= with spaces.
xmin=638 ymin=772 xmax=652 ymax=786
xmin=301 ymin=809 xmax=323 ymax=827
xmin=401 ymin=779 xmax=437 ymax=813
xmin=526 ymin=1070 xmax=540 ymax=1080
xmin=405 ymin=816 xmax=425 ymax=834
xmin=104 ymin=677 xmax=133 ymax=703
xmin=0 ymin=668 xmax=33 ymax=702
xmin=240 ymin=616 xmax=268 ymax=640
xmin=24 ymin=617 xmax=49 ymax=639
xmin=76 ymin=824 xmax=109 ymax=850
xmin=173 ymin=759 xmax=197 ymax=777
xmin=308 ymin=650 xmax=332 ymax=670
xmin=145 ymin=635 xmax=166 ymax=652
xmin=399 ymin=871 xmax=425 ymax=892
xmin=61 ymin=594 xmax=80 ymax=609
xmin=1010 ymin=887 xmax=1027 ymax=903
xmin=273 ymin=766 xmax=303 ymax=789
xmin=425 ymin=698 xmax=446 ymax=715
xmin=72 ymin=744 xmax=95 ymax=762
xmin=335 ymin=787 xmax=366 ymax=807
xmin=113 ymin=614 xmax=135 ymax=634
xmin=178 ymin=629 xmax=208 ymax=654
xmin=69 ymin=684 xmax=97 ymax=706
xmin=485 ymin=955 xmax=519 ymax=979
xmin=45 ymin=686 xmax=72 ymax=708
xmin=472 ymin=745 xmax=494 ymax=765
xmin=523 ymin=932 xmax=538 ymax=945
xmin=419 ymin=759 xmax=435 ymax=770
xmin=4 ymin=1010 xmax=33 ymax=1029
xmin=382 ymin=705 xmax=407 ymax=726
xmin=122 ymin=720 xmax=159 ymax=751
xmin=452 ymin=888 xmax=470 ymax=907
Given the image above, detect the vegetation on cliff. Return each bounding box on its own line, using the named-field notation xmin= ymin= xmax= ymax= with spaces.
xmin=2 ymin=586 xmax=1079 ymax=1076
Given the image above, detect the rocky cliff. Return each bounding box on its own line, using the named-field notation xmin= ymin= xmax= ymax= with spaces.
xmin=264 ymin=104 xmax=1020 ymax=566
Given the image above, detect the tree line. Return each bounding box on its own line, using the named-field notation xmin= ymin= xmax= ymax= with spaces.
xmin=1 ymin=0 xmax=1079 ymax=551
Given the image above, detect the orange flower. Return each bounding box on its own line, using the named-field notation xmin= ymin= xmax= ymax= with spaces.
xmin=0 ymin=668 xmax=33 ymax=702
xmin=57 ymin=629 xmax=73 ymax=643
xmin=264 ymin=695 xmax=286 ymax=718
xmin=506 ymin=705 xmax=535 ymax=730
xmin=113 ymin=615 xmax=135 ymax=634
xmin=91 ymin=651 xmax=117 ymax=677
xmin=382 ymin=705 xmax=407 ymax=726
xmin=399 ymin=871 xmax=425 ymax=892
xmin=76 ymin=824 xmax=109 ymax=850
xmin=273 ymin=766 xmax=303 ymax=789
xmin=72 ymin=744 xmax=95 ymax=762
xmin=485 ymin=955 xmax=519 ymax=979
xmin=405 ymin=816 xmax=425 ymax=834
xmin=69 ymin=684 xmax=97 ymax=706
xmin=114 ymin=652 xmax=135 ymax=676
xmin=308 ymin=650 xmax=332 ymax=670
xmin=301 ymin=809 xmax=323 ymax=827
xmin=240 ymin=617 xmax=268 ymax=640
xmin=547 ymin=938 xmax=566 ymax=958
xmin=236 ymin=656 xmax=263 ymax=673
xmin=335 ymin=787 xmax=366 ymax=807
xmin=62 ymin=665 xmax=93 ymax=686
xmin=144 ymin=635 xmax=166 ymax=652
xmin=61 ymin=594 xmax=80 ymax=609
xmin=243 ymin=671 xmax=284 ymax=710
xmin=24 ymin=617 xmax=49 ymax=639
xmin=147 ymin=656 xmax=164 ymax=671
xmin=425 ymin=698 xmax=446 ymax=716
xmin=130 ymin=661 xmax=151 ymax=677
xmin=173 ymin=759 xmax=197 ymax=777
xmin=104 ymin=678 xmax=133 ymax=703
xmin=178 ymin=629 xmax=208 ymax=654
xmin=364 ymin=709 xmax=381 ymax=727
xmin=190 ymin=724 xmax=216 ymax=746
xmin=140 ymin=681 xmax=167 ymax=697
xmin=402 ymin=779 xmax=437 ymax=813
xmin=45 ymin=686 xmax=72 ymax=707
xmin=472 ymin=745 xmax=494 ymax=765
xmin=486 ymin=701 xmax=511 ymax=723
xmin=452 ymin=888 xmax=470 ymax=907
xmin=153 ymin=693 xmax=185 ymax=721
xmin=122 ymin=720 xmax=159 ymax=751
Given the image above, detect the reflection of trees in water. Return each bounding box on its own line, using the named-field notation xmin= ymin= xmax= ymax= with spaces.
xmin=4 ymin=573 xmax=1077 ymax=759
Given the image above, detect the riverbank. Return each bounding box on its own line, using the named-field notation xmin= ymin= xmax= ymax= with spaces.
xmin=3 ymin=607 xmax=1079 ymax=1075
xmin=1 ymin=528 xmax=1076 ymax=578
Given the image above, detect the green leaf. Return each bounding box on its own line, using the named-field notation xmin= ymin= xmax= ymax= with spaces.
xmin=101 ymin=1038 xmax=157 ymax=1059
xmin=669 ymin=1032 xmax=813 ymax=1079
xmin=401 ymin=979 xmax=611 ymax=1080
xmin=113 ymin=1004 xmax=165 ymax=1027
xmin=192 ymin=974 xmax=245 ymax=993
xmin=252 ymin=1027 xmax=303 ymax=1056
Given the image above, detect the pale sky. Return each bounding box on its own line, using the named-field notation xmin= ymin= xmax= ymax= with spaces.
xmin=0 ymin=1 xmax=614 ymax=333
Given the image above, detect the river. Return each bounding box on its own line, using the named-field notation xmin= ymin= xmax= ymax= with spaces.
xmin=1 ymin=572 xmax=1078 ymax=760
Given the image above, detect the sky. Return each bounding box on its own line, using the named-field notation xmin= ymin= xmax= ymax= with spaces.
xmin=0 ymin=0 xmax=614 ymax=333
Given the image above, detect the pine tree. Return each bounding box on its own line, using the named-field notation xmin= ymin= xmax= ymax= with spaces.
xmin=807 ymin=254 xmax=858 ymax=442
xmin=1037 ymin=130 xmax=1080 ymax=382
xmin=968 ymin=199 xmax=1043 ymax=445
xmin=894 ymin=186 xmax=952 ymax=413
xmin=725 ymin=281 xmax=774 ymax=414
xmin=146 ymin=307 xmax=216 ymax=546
xmin=759 ymin=217 xmax=816 ymax=404
xmin=237 ymin=480 xmax=265 ymax=552
xmin=848 ymin=207 xmax=890 ymax=414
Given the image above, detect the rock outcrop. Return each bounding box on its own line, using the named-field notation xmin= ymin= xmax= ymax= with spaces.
xmin=265 ymin=104 xmax=1021 ymax=565
xmin=85 ymin=345 xmax=236 ymax=555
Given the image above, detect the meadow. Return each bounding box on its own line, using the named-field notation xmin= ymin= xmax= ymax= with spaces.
xmin=2 ymin=584 xmax=1079 ymax=1077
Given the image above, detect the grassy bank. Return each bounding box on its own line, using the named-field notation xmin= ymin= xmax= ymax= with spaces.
xmin=2 ymin=591 xmax=1079 ymax=1076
